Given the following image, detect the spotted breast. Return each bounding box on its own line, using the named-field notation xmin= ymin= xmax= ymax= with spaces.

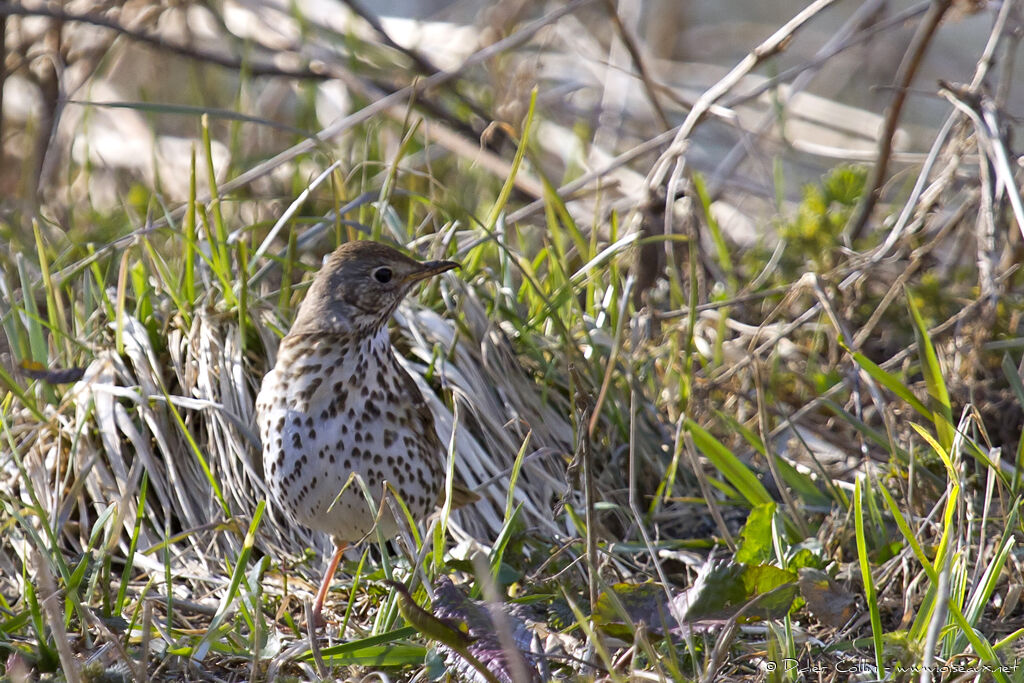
xmin=256 ymin=328 xmax=442 ymax=544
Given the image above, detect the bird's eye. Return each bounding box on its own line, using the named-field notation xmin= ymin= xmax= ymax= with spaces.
xmin=372 ymin=267 xmax=393 ymax=284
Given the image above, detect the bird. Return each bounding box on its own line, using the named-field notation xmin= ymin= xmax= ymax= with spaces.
xmin=256 ymin=240 xmax=461 ymax=627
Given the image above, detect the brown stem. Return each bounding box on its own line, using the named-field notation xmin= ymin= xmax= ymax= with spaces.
xmin=29 ymin=15 xmax=61 ymax=208
xmin=846 ymin=0 xmax=954 ymax=241
xmin=602 ymin=0 xmax=671 ymax=130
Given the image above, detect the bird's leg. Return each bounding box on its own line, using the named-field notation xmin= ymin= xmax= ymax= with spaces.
xmin=311 ymin=542 xmax=347 ymax=628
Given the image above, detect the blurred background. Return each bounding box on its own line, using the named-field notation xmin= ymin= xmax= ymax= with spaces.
xmin=3 ymin=0 xmax=1016 ymax=244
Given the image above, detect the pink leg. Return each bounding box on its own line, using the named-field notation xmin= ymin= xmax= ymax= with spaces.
xmin=311 ymin=542 xmax=347 ymax=628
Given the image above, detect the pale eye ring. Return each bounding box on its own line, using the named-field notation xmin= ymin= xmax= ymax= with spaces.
xmin=372 ymin=266 xmax=393 ymax=284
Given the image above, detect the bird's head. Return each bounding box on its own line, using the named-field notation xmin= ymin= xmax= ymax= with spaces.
xmin=288 ymin=241 xmax=459 ymax=337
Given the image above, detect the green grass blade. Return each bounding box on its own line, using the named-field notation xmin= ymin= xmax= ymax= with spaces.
xmin=845 ymin=348 xmax=930 ymax=417
xmin=192 ymin=501 xmax=265 ymax=661
xmin=685 ymin=418 xmax=773 ymax=506
xmin=907 ymin=293 xmax=954 ymax=451
xmin=115 ymin=472 xmax=149 ymax=614
xmin=854 ymin=478 xmax=884 ymax=677
xmin=505 ymin=432 xmax=531 ymax=522
xmin=1000 ymin=353 xmax=1024 ymax=493
xmin=484 ymin=88 xmax=537 ymax=231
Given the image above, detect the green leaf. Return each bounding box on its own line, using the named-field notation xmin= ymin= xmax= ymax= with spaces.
xmin=735 ymin=503 xmax=776 ymax=564
xmin=679 ymin=561 xmax=798 ymax=622
xmin=594 ymin=582 xmax=676 ymax=639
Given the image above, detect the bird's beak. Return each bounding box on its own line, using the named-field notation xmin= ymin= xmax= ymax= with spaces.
xmin=406 ymin=260 xmax=460 ymax=283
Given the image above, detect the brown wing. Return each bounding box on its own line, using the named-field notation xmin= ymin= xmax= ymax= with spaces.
xmin=397 ymin=361 xmax=444 ymax=460
xmin=448 ymin=481 xmax=481 ymax=509
xmin=397 ymin=361 xmax=480 ymax=509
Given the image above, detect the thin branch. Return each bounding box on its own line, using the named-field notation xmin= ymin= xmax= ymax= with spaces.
xmin=706 ymin=0 xmax=914 ymax=199
xmin=602 ymin=0 xmax=670 ymax=130
xmin=44 ymin=0 xmax=601 ymax=289
xmin=940 ymin=82 xmax=1024 ymax=240
xmin=846 ymin=0 xmax=955 ymax=241
xmin=341 ymin=0 xmax=443 ymax=77
xmin=0 ymin=2 xmax=328 ymax=80
xmin=645 ymin=0 xmax=841 ymax=197
xmin=339 ymin=0 xmax=503 ymax=140
xmin=720 ymin=2 xmax=931 ymax=110
xmin=646 ymin=0 xmax=839 ymax=306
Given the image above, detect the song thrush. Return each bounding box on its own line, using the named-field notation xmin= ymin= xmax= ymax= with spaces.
xmin=256 ymin=240 xmax=460 ymax=626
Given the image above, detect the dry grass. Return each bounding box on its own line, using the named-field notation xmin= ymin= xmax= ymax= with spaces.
xmin=1 ymin=0 xmax=1023 ymax=680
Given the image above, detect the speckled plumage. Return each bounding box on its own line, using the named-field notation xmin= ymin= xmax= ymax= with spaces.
xmin=256 ymin=241 xmax=458 ymax=625
xmin=257 ymin=328 xmax=442 ymax=541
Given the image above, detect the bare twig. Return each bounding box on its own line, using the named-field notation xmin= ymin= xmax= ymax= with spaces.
xmin=645 ymin=0 xmax=840 ymax=199
xmin=939 ymin=82 xmax=1024 ymax=240
xmin=204 ymin=0 xmax=597 ymax=203
xmin=720 ymin=2 xmax=931 ymax=111
xmin=602 ymin=0 xmax=670 ymax=130
xmin=647 ymin=0 xmax=840 ymax=299
xmin=846 ymin=0 xmax=955 ymax=241
xmin=850 ymin=0 xmax=1018 ymax=273
xmin=707 ymin=0 xmax=903 ymax=198
xmin=339 ymin=0 xmax=507 ymax=140
xmin=43 ymin=0 xmax=600 ymax=289
xmin=0 ymin=3 xmax=327 ymax=80
xmin=340 ymin=0 xmax=443 ymax=76
xmin=994 ymin=5 xmax=1022 ymax=105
